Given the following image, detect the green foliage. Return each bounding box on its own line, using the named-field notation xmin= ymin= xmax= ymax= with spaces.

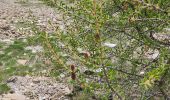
xmin=0 ymin=84 xmax=10 ymax=94
xmin=39 ymin=0 xmax=170 ymax=99
xmin=141 ymin=63 xmax=165 ymax=89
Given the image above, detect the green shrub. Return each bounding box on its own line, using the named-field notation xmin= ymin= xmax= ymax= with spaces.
xmin=40 ymin=0 xmax=170 ymax=99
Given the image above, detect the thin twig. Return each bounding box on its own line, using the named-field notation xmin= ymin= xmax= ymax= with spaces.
xmin=102 ymin=64 xmax=123 ymax=100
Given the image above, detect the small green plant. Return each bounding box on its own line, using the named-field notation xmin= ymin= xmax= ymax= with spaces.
xmin=0 ymin=84 xmax=10 ymax=94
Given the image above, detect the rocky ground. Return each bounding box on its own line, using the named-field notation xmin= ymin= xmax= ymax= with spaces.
xmin=0 ymin=76 xmax=72 ymax=100
xmin=1 ymin=76 xmax=71 ymax=100
xmin=0 ymin=0 xmax=71 ymax=100
xmin=0 ymin=0 xmax=63 ymax=40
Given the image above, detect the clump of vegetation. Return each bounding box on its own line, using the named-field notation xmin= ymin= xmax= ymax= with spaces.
xmin=40 ymin=0 xmax=170 ymax=99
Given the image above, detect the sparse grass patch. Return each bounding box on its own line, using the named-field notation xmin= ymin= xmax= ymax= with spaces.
xmin=0 ymin=36 xmax=46 ymax=94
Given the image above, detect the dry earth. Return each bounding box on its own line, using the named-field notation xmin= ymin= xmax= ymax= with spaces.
xmin=0 ymin=0 xmax=63 ymax=40
xmin=1 ymin=76 xmax=71 ymax=100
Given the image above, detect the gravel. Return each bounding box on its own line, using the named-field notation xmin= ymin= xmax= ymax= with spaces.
xmin=0 ymin=0 xmax=62 ymax=40
xmin=6 ymin=76 xmax=72 ymax=100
